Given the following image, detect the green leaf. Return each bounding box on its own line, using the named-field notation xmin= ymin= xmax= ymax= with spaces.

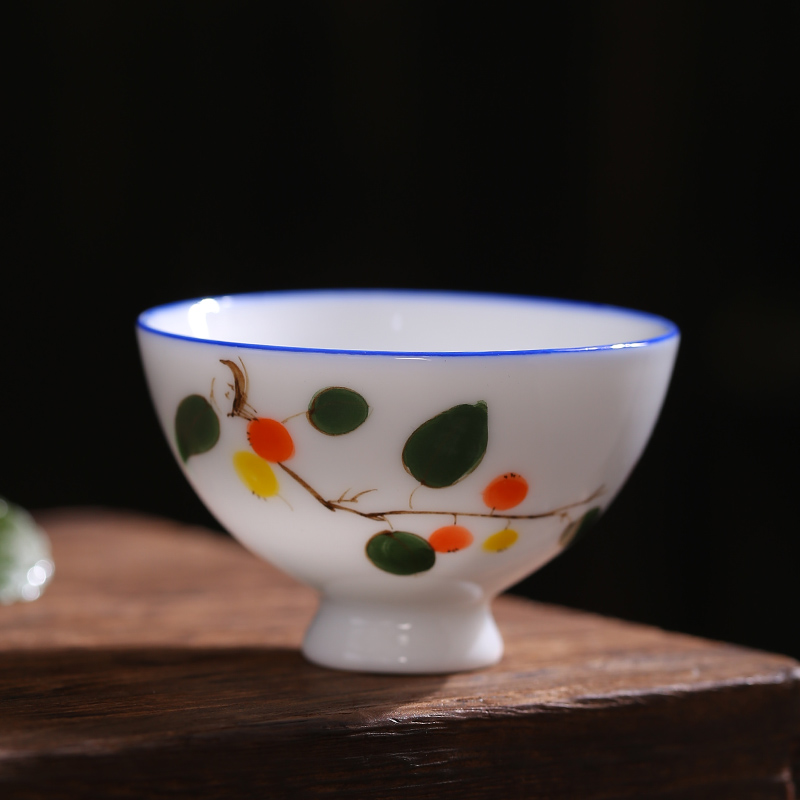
xmin=366 ymin=530 xmax=436 ymax=575
xmin=307 ymin=386 xmax=369 ymax=435
xmin=175 ymin=394 xmax=220 ymax=462
xmin=559 ymin=506 xmax=602 ymax=550
xmin=402 ymin=401 xmax=488 ymax=488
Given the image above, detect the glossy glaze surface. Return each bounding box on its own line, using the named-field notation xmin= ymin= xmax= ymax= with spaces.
xmin=137 ymin=290 xmax=679 ymax=673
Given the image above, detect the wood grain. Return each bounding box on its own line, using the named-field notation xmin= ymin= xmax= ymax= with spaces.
xmin=1 ymin=508 xmax=798 ymax=799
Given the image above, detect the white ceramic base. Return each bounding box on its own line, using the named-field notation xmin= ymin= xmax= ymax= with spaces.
xmin=301 ymin=597 xmax=504 ymax=674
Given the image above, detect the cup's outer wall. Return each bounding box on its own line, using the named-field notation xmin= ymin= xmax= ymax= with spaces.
xmin=137 ymin=324 xmax=678 ymax=605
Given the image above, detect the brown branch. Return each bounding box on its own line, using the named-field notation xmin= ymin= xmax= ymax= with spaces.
xmin=220 ymin=358 xmax=257 ymax=420
xmin=341 ymin=485 xmax=605 ymax=522
xmin=276 ymin=463 xmax=336 ymax=512
xmin=276 ymin=459 xmax=603 ymax=524
xmin=336 ymin=488 xmax=378 ymax=504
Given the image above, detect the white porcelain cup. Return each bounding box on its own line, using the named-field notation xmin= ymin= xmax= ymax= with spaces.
xmin=137 ymin=290 xmax=679 ymax=673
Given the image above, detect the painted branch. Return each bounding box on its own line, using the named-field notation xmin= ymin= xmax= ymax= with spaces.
xmin=276 ymin=459 xmax=603 ymax=523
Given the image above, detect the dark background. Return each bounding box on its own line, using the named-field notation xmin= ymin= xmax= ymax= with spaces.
xmin=4 ymin=3 xmax=798 ymax=658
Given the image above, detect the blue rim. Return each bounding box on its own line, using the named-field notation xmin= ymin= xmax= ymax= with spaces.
xmin=136 ymin=289 xmax=680 ymax=357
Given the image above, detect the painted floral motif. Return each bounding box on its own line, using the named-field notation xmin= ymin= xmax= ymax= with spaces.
xmin=175 ymin=358 xmax=603 ymax=576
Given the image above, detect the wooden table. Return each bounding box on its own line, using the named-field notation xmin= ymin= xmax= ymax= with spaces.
xmin=2 ymin=509 xmax=798 ymax=799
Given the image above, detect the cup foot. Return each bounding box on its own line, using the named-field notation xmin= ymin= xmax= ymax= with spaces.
xmin=301 ymin=597 xmax=503 ymax=674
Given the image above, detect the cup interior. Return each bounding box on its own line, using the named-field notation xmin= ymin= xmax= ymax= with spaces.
xmin=138 ymin=290 xmax=677 ymax=354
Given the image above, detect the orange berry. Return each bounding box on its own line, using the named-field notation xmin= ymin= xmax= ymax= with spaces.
xmin=482 ymin=472 xmax=528 ymax=511
xmin=247 ymin=418 xmax=295 ymax=462
xmin=429 ymin=524 xmax=474 ymax=553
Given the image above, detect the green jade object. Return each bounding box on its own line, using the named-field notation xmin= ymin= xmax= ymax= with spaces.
xmin=0 ymin=498 xmax=54 ymax=604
